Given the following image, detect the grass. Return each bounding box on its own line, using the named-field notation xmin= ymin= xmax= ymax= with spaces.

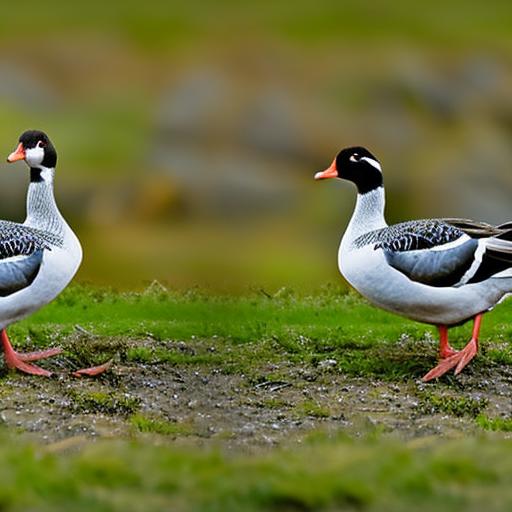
xmin=0 ymin=433 xmax=511 ymax=511
xmin=476 ymin=414 xmax=512 ymax=432
xmin=68 ymin=389 xmax=140 ymax=416
xmin=3 ymin=284 xmax=512 ymax=510
xmin=419 ymin=392 xmax=488 ymax=418
xmin=295 ymin=399 xmax=332 ymax=419
xmin=10 ymin=283 xmax=510 ymax=381
xmin=130 ymin=414 xmax=195 ymax=437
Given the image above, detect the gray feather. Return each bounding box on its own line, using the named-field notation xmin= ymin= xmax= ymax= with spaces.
xmin=384 ymin=238 xmax=478 ymax=287
xmin=0 ymin=221 xmax=62 ymax=297
xmin=0 ymin=250 xmax=44 ymax=296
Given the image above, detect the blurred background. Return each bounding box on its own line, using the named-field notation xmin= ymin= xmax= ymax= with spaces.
xmin=0 ymin=0 xmax=511 ymax=291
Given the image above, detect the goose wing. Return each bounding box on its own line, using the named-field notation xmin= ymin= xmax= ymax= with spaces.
xmin=0 ymin=221 xmax=53 ymax=297
xmin=370 ymin=220 xmax=477 ymax=287
xmin=363 ymin=218 xmax=512 ymax=287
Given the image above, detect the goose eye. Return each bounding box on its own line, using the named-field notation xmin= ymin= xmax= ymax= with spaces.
xmin=349 ymin=153 xmax=360 ymax=163
xmin=37 ymin=141 xmax=47 ymax=148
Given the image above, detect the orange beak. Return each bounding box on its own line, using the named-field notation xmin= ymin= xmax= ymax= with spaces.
xmin=314 ymin=158 xmax=338 ymax=180
xmin=7 ymin=143 xmax=25 ymax=163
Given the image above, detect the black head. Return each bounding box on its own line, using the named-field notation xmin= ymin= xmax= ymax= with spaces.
xmin=315 ymin=146 xmax=383 ymax=194
xmin=7 ymin=130 xmax=57 ymax=169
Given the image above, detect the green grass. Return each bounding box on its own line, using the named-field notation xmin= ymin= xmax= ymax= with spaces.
xmin=68 ymin=390 xmax=140 ymax=416
xmin=4 ymin=284 xmax=512 ymax=510
xmin=420 ymin=392 xmax=488 ymax=418
xmin=295 ymin=399 xmax=331 ymax=419
xmin=476 ymin=414 xmax=512 ymax=432
xmin=130 ymin=414 xmax=195 ymax=437
xmin=23 ymin=283 xmax=512 ymax=346
xmin=0 ymin=432 xmax=511 ymax=511
xmin=5 ymin=284 xmax=433 ymax=380
xmin=11 ymin=283 xmax=511 ymax=381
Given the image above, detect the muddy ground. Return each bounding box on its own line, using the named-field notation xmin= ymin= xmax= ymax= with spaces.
xmin=2 ymin=333 xmax=511 ymax=453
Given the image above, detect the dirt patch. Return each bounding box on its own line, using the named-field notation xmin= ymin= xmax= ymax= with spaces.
xmin=2 ymin=335 xmax=512 ymax=451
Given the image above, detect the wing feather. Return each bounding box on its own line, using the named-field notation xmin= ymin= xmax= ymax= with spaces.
xmin=359 ymin=218 xmax=512 ymax=287
xmin=0 ymin=221 xmax=57 ymax=296
xmin=383 ymin=238 xmax=478 ymax=287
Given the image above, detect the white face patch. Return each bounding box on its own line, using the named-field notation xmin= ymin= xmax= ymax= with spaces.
xmin=360 ymin=156 xmax=382 ymax=172
xmin=24 ymin=145 xmax=45 ymax=167
xmin=39 ymin=167 xmax=54 ymax=182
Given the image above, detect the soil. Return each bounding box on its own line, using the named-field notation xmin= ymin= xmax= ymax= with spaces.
xmin=2 ymin=334 xmax=512 ymax=452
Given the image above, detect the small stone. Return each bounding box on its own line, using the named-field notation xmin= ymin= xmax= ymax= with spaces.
xmin=319 ymin=359 xmax=337 ymax=369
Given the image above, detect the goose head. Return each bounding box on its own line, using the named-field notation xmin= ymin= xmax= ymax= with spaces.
xmin=7 ymin=130 xmax=57 ymax=170
xmin=315 ymin=146 xmax=383 ymax=194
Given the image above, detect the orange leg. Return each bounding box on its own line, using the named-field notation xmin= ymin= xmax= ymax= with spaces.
xmin=438 ymin=325 xmax=457 ymax=359
xmin=1 ymin=329 xmax=112 ymax=378
xmin=1 ymin=329 xmax=60 ymax=377
xmin=422 ymin=314 xmax=482 ymax=382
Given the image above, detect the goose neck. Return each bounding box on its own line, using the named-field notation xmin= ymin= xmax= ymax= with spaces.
xmin=345 ymin=186 xmax=387 ymax=241
xmin=25 ymin=167 xmax=64 ymax=235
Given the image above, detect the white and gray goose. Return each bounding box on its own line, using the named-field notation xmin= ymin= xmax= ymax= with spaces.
xmin=316 ymin=147 xmax=512 ymax=381
xmin=0 ymin=130 xmax=110 ymax=377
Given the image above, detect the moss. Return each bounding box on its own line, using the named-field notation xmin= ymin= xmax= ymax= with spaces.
xmin=68 ymin=390 xmax=140 ymax=416
xmin=125 ymin=346 xmax=153 ymax=363
xmin=419 ymin=392 xmax=488 ymax=418
xmin=476 ymin=414 xmax=512 ymax=432
xmin=65 ymin=336 xmax=124 ymax=369
xmin=295 ymin=400 xmax=331 ymax=419
xmin=260 ymin=398 xmax=290 ymax=410
xmin=486 ymin=347 xmax=512 ymax=366
xmin=125 ymin=346 xmax=223 ymax=366
xmin=130 ymin=414 xmax=195 ymax=436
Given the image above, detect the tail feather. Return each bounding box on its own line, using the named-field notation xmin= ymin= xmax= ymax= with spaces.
xmin=486 ymin=237 xmax=512 ymax=254
xmin=497 ymin=221 xmax=512 ymax=230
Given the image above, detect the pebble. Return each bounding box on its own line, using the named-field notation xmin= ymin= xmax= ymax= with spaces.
xmin=319 ymin=359 xmax=337 ymax=369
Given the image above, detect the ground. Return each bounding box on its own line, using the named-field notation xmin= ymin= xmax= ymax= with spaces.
xmin=2 ymin=284 xmax=512 ymax=510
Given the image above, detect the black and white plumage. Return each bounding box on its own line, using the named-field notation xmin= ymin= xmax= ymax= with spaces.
xmin=0 ymin=221 xmax=62 ymax=297
xmin=0 ymin=130 xmax=109 ymax=377
xmin=315 ymin=146 xmax=512 ymax=381
xmin=354 ymin=218 xmax=512 ymax=288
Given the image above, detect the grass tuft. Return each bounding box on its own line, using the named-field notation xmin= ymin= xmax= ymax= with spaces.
xmin=68 ymin=390 xmax=140 ymax=416
xmin=130 ymin=414 xmax=195 ymax=436
xmin=476 ymin=414 xmax=512 ymax=432
xmin=419 ymin=392 xmax=488 ymax=418
xmin=295 ymin=400 xmax=331 ymax=419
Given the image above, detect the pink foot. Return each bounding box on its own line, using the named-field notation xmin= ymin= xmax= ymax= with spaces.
xmin=1 ymin=329 xmax=61 ymax=377
xmin=422 ymin=315 xmax=482 ymax=382
xmin=72 ymin=360 xmax=113 ymax=377
xmin=454 ymin=338 xmax=478 ymax=375
xmin=439 ymin=345 xmax=458 ymax=359
xmin=422 ymin=338 xmax=478 ymax=382
xmin=17 ymin=347 xmax=63 ymax=362
xmin=1 ymin=329 xmax=113 ymax=378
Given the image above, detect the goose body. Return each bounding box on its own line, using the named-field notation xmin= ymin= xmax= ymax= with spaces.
xmin=0 ymin=174 xmax=82 ymax=329
xmin=316 ymin=147 xmax=512 ymax=381
xmin=0 ymin=130 xmax=108 ymax=377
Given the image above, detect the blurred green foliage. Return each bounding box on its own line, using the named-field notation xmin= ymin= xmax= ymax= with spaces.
xmin=1 ymin=432 xmax=512 ymax=511
xmin=1 ymin=1 xmax=512 ymax=289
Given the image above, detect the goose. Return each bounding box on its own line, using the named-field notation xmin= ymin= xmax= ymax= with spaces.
xmin=315 ymin=146 xmax=512 ymax=381
xmin=1 ymin=130 xmax=110 ymax=377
